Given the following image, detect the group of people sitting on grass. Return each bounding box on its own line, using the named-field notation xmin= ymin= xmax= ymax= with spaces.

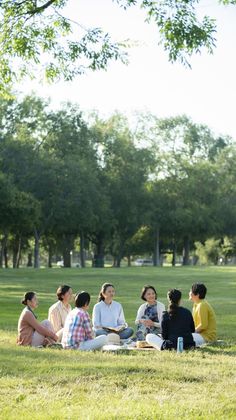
xmin=17 ymin=282 xmax=216 ymax=351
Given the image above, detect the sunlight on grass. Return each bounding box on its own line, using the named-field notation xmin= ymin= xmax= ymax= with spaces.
xmin=0 ymin=267 xmax=236 ymax=419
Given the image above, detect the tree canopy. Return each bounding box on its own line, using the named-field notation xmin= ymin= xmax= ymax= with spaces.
xmin=0 ymin=95 xmax=236 ymax=268
xmin=0 ymin=0 xmax=229 ymax=95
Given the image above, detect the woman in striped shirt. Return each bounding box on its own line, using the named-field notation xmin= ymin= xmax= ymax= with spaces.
xmin=48 ymin=285 xmax=73 ymax=341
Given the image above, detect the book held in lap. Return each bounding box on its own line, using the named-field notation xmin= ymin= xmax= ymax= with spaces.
xmin=103 ymin=324 xmax=127 ymax=333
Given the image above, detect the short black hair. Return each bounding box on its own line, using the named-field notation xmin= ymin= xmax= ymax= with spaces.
xmin=141 ymin=285 xmax=157 ymax=301
xmin=56 ymin=285 xmax=71 ymax=301
xmin=191 ymin=283 xmax=207 ymax=299
xmin=75 ymin=291 xmax=90 ymax=308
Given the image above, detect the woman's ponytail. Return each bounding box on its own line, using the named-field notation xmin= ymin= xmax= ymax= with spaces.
xmin=21 ymin=291 xmax=35 ymax=305
xmin=167 ymin=289 xmax=181 ymax=318
xmin=98 ymin=283 xmax=114 ymax=302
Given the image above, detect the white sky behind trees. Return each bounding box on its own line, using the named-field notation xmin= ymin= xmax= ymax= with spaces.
xmin=18 ymin=0 xmax=236 ymax=139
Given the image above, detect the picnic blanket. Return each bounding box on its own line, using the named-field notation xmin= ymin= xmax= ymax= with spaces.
xmin=102 ymin=344 xmax=156 ymax=352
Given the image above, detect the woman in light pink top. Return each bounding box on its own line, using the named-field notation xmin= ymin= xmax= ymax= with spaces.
xmin=17 ymin=291 xmax=58 ymax=346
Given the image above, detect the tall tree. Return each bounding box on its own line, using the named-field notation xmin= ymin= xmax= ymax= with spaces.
xmin=41 ymin=104 xmax=104 ymax=267
xmin=216 ymin=146 xmax=236 ymax=238
xmin=0 ymin=172 xmax=40 ymax=267
xmin=94 ymin=113 xmax=154 ymax=267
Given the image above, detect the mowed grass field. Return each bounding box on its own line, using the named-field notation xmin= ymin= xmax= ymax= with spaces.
xmin=0 ymin=266 xmax=236 ymax=419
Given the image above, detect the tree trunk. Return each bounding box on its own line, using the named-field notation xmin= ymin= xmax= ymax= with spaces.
xmin=13 ymin=234 xmax=21 ymax=269
xmin=183 ymin=236 xmax=190 ymax=266
xmin=127 ymin=255 xmax=131 ymax=267
xmin=80 ymin=231 xmax=85 ymax=268
xmin=112 ymin=256 xmax=117 ymax=267
xmin=116 ymin=256 xmax=122 ymax=268
xmin=153 ymin=227 xmax=161 ymax=266
xmin=0 ymin=235 xmax=8 ymax=268
xmin=34 ymin=229 xmax=40 ymax=268
xmin=62 ymin=233 xmax=74 ymax=268
xmin=27 ymin=252 xmax=33 ymax=267
xmin=16 ymin=236 xmax=22 ymax=268
xmin=13 ymin=248 xmax=17 ymax=269
xmin=115 ymin=243 xmax=124 ymax=268
xmin=93 ymin=236 xmax=104 ymax=268
xmin=0 ymin=240 xmax=3 ymax=268
xmin=0 ymin=237 xmax=4 ymax=268
xmin=63 ymin=250 xmax=71 ymax=267
xmin=62 ymin=246 xmax=71 ymax=268
xmin=48 ymin=243 xmax=52 ymax=268
xmin=172 ymin=241 xmax=176 ymax=267
xmin=16 ymin=249 xmax=21 ymax=268
xmin=4 ymin=244 xmax=8 ymax=268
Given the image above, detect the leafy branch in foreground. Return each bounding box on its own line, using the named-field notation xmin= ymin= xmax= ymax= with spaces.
xmin=116 ymin=0 xmax=216 ymax=65
xmin=0 ymin=0 xmax=128 ymax=95
xmin=0 ymin=0 xmax=222 ymax=95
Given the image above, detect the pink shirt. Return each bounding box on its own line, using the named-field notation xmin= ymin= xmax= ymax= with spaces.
xmin=17 ymin=307 xmax=56 ymax=346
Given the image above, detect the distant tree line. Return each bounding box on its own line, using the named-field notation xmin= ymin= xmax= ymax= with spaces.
xmin=1 ymin=95 xmax=236 ymax=268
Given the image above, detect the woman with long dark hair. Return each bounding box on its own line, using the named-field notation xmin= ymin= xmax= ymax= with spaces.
xmin=92 ymin=283 xmax=133 ymax=339
xmin=146 ymin=289 xmax=195 ymax=350
xmin=17 ymin=292 xmax=58 ymax=346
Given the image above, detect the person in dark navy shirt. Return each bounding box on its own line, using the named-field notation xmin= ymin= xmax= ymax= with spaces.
xmin=146 ymin=289 xmax=195 ymax=350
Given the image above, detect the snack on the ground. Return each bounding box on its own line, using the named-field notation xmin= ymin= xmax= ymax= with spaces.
xmin=136 ymin=340 xmax=153 ymax=348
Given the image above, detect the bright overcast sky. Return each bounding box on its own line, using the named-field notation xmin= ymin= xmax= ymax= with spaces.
xmin=18 ymin=0 xmax=236 ymax=139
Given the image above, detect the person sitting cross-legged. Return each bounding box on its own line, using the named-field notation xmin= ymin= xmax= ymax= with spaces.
xmin=135 ymin=285 xmax=165 ymax=341
xmin=17 ymin=291 xmax=58 ymax=347
xmin=62 ymin=291 xmax=107 ymax=351
xmin=146 ymin=289 xmax=195 ymax=351
xmin=189 ymin=283 xmax=216 ymax=347
xmin=92 ymin=283 xmax=133 ymax=340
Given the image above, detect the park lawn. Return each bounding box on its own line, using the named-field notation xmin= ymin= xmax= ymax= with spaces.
xmin=0 ymin=266 xmax=236 ymax=419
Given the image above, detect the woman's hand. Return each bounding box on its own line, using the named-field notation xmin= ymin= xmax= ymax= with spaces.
xmin=143 ymin=319 xmax=154 ymax=327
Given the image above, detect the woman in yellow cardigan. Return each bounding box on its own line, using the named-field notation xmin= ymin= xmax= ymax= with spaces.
xmin=189 ymin=283 xmax=216 ymax=347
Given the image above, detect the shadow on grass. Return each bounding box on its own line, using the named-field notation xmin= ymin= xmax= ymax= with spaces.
xmin=0 ymin=346 xmax=158 ymax=374
xmin=1 ymin=341 xmax=236 ymax=371
xmin=195 ymin=341 xmax=236 ymax=357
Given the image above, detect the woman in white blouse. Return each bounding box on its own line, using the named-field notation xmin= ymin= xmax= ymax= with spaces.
xmin=135 ymin=285 xmax=165 ymax=341
xmin=48 ymin=285 xmax=73 ymax=341
xmin=92 ymin=283 xmax=133 ymax=339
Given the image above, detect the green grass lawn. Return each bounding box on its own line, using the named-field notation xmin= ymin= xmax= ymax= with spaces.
xmin=0 ymin=266 xmax=236 ymax=419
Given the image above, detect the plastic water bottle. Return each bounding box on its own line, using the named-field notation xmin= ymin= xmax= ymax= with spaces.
xmin=177 ymin=337 xmax=183 ymax=353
